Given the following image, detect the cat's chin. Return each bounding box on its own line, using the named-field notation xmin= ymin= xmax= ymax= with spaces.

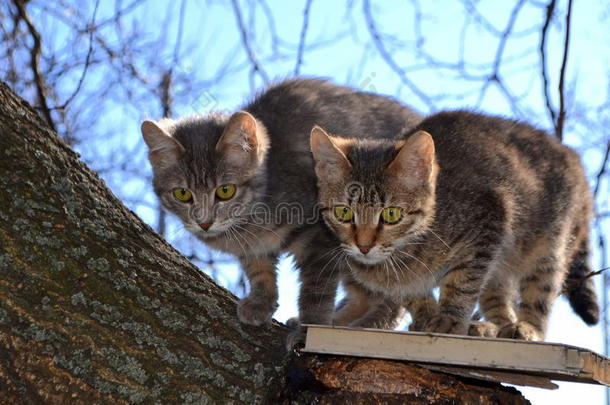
xmin=197 ymin=230 xmax=224 ymax=239
xmin=191 ymin=226 xmax=227 ymax=240
xmin=348 ymin=253 xmax=388 ymax=266
xmin=187 ymin=222 xmax=232 ymax=240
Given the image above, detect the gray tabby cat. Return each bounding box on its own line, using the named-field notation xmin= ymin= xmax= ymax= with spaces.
xmin=310 ymin=111 xmax=599 ymax=340
xmin=140 ymin=79 xmax=422 ymax=339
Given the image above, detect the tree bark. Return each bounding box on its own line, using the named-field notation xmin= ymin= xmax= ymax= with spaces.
xmin=0 ymin=81 xmax=530 ymax=404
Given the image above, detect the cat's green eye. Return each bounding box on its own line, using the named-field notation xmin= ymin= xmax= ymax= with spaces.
xmin=215 ymin=184 xmax=236 ymax=200
xmin=334 ymin=205 xmax=354 ymax=222
xmin=173 ymin=188 xmax=193 ymax=202
xmin=381 ymin=207 xmax=402 ymax=224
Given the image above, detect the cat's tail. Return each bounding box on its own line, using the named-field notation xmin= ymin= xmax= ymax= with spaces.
xmin=565 ymin=238 xmax=600 ymax=325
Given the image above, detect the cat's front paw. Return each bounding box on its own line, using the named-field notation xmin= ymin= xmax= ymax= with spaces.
xmin=409 ymin=315 xmax=433 ymax=332
xmin=468 ymin=321 xmax=498 ymax=337
xmin=285 ymin=317 xmax=300 ymax=329
xmin=237 ymin=295 xmax=277 ymax=326
xmin=497 ymin=321 xmax=543 ymax=341
xmin=423 ymin=314 xmax=468 ymax=335
xmin=349 ymin=317 xmax=391 ymax=329
xmin=285 ymin=324 xmax=306 ymax=350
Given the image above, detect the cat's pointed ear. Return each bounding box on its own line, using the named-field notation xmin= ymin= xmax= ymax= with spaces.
xmin=310 ymin=126 xmax=352 ymax=179
xmin=386 ymin=131 xmax=435 ymax=188
xmin=141 ymin=120 xmax=184 ymax=169
xmin=216 ymin=111 xmax=267 ymax=168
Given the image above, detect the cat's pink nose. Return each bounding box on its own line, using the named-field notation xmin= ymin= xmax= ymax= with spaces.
xmin=199 ymin=223 xmax=213 ymax=231
xmin=357 ymin=244 xmax=372 ymax=254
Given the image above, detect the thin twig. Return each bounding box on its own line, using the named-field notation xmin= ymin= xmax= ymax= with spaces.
xmin=490 ymin=0 xmax=526 ymax=78
xmin=156 ymin=65 xmax=173 ymax=237
xmin=594 ymin=140 xmax=610 ymax=198
xmin=173 ymin=0 xmax=187 ymax=63
xmin=561 ymin=267 xmax=610 ymax=295
xmin=474 ymin=0 xmax=527 ymax=117
xmin=230 ymin=0 xmax=269 ymax=83
xmin=57 ymin=0 xmax=100 ymax=110
xmin=13 ymin=0 xmax=56 ymax=132
xmin=362 ymin=0 xmax=434 ymax=110
xmin=294 ymin=0 xmax=313 ymax=76
xmin=256 ymin=0 xmax=279 ymax=55
xmin=556 ymin=0 xmax=573 ymax=141
xmin=540 ymin=0 xmax=557 ymax=129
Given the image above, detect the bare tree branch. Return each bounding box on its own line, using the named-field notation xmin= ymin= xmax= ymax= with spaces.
xmin=594 ymin=140 xmax=610 ymax=198
xmin=540 ymin=0 xmax=557 ymax=127
xmin=173 ymin=0 xmax=187 ymax=62
xmin=230 ymin=0 xmax=269 ymax=83
xmin=561 ymin=266 xmax=610 ymax=295
xmin=13 ymin=0 xmax=56 ymax=132
xmin=294 ymin=0 xmax=313 ymax=76
xmin=55 ymin=0 xmax=100 ymax=111
xmin=256 ymin=0 xmax=279 ymax=55
xmin=474 ymin=0 xmax=527 ymax=116
xmin=362 ymin=0 xmax=434 ymax=110
xmin=556 ymin=0 xmax=573 ymax=141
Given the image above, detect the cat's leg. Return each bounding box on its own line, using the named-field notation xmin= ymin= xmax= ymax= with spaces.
xmin=332 ymin=275 xmax=372 ymax=326
xmin=348 ymin=297 xmax=406 ymax=330
xmin=470 ymin=274 xmax=517 ymax=337
xmin=468 ymin=321 xmax=498 ymax=337
xmin=237 ymin=254 xmax=279 ymax=325
xmin=404 ymin=294 xmax=438 ymax=331
xmin=286 ymin=249 xmax=342 ymax=348
xmin=423 ymin=262 xmax=488 ymax=335
xmin=333 ymin=274 xmax=406 ymax=329
xmin=423 ymin=193 xmax=509 ymax=335
xmin=498 ymin=248 xmax=566 ymax=341
xmin=297 ymin=257 xmax=342 ymax=325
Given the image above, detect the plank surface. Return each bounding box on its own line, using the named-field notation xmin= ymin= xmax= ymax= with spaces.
xmin=302 ymin=325 xmax=610 ymax=387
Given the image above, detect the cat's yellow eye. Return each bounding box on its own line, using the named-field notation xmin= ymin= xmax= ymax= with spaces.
xmin=381 ymin=207 xmax=402 ymax=224
xmin=215 ymin=184 xmax=236 ymax=200
xmin=334 ymin=205 xmax=354 ymax=222
xmin=173 ymin=188 xmax=193 ymax=202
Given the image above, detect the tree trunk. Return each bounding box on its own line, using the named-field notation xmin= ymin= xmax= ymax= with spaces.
xmin=0 ymin=81 xmax=530 ymax=404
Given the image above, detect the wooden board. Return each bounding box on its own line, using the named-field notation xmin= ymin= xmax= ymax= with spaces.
xmin=302 ymin=324 xmax=610 ymax=389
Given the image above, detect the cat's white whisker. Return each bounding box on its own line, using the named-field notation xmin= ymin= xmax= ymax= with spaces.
xmin=428 ymin=229 xmax=450 ymax=250
xmin=312 ymin=250 xmax=345 ymax=310
xmin=396 ymin=249 xmax=435 ymax=280
xmin=239 ymin=222 xmax=283 ymax=241
xmin=313 ymin=248 xmax=345 ymax=290
xmin=226 ymin=226 xmax=249 ymax=259
xmin=392 ymin=254 xmax=427 ymax=295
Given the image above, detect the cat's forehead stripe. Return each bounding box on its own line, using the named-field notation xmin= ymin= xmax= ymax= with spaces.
xmin=345 ymin=142 xmax=397 ymax=204
xmin=347 ymin=186 xmax=385 ymax=205
xmin=171 ymin=116 xmax=228 ymax=189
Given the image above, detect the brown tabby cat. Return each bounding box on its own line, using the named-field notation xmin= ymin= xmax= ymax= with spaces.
xmin=141 ymin=79 xmax=422 ymax=341
xmin=310 ymin=111 xmax=599 ymax=340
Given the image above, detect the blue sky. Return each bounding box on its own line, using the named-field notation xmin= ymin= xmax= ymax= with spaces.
xmin=46 ymin=1 xmax=610 ymax=402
